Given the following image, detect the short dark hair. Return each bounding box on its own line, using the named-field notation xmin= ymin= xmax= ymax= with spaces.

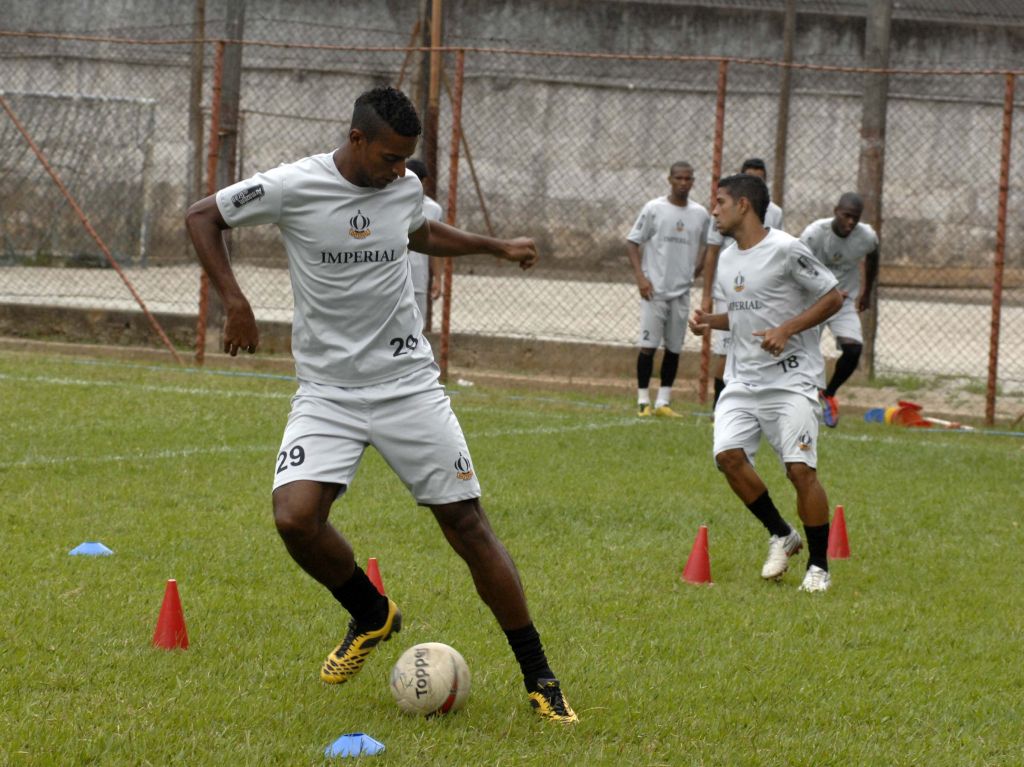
xmin=740 ymin=157 xmax=767 ymax=175
xmin=718 ymin=173 xmax=769 ymax=223
xmin=669 ymin=161 xmax=693 ymax=174
xmin=406 ymin=158 xmax=428 ymax=180
xmin=837 ymin=192 xmax=864 ymax=211
xmin=351 ymin=86 xmax=422 ymax=139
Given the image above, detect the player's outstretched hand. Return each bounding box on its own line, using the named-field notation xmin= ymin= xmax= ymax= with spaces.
xmin=688 ymin=308 xmax=711 ymax=336
xmin=500 ymin=237 xmax=539 ymax=270
xmin=223 ymin=300 xmax=259 ymax=356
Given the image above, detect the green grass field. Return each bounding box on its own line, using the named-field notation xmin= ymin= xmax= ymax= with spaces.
xmin=1 ymin=349 xmax=1022 ymax=766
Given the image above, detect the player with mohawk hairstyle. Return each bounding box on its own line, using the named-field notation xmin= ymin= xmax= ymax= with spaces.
xmin=187 ymin=86 xmax=576 ymax=723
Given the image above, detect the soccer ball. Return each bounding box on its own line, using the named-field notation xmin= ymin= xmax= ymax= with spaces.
xmin=389 ymin=642 xmax=471 ymax=717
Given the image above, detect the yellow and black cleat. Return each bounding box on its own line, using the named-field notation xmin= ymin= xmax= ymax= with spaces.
xmin=320 ymin=598 xmax=401 ymax=684
xmin=528 ymin=678 xmax=579 ymax=724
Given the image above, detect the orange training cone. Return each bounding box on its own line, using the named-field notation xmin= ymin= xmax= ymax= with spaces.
xmin=366 ymin=557 xmax=386 ymax=595
xmin=152 ymin=578 xmax=189 ymax=650
xmin=827 ymin=505 xmax=850 ymax=559
xmin=681 ymin=525 xmax=712 ymax=584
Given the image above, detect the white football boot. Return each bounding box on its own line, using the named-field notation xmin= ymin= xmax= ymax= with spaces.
xmin=761 ymin=529 xmax=803 ymax=580
xmin=799 ymin=565 xmax=831 ymax=593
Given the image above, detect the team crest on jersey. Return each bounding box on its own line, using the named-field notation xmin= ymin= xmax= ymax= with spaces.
xmin=798 ymin=431 xmax=813 ymax=451
xmin=454 ymin=453 xmax=474 ymax=481
xmin=733 ymin=272 xmax=746 ymax=292
xmin=349 ymin=210 xmax=371 ymax=240
xmin=675 ymin=219 xmax=686 ymax=232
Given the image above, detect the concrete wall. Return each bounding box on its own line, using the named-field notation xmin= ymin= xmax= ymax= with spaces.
xmin=2 ymin=0 xmax=1021 ymax=279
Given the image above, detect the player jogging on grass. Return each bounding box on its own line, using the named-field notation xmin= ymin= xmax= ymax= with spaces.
xmin=799 ymin=192 xmax=880 ymax=428
xmin=404 ymin=158 xmax=443 ymax=322
xmin=186 ymin=86 xmax=577 ymax=723
xmin=689 ymin=173 xmax=842 ymax=592
xmin=627 ymin=161 xmax=710 ymax=417
xmin=701 ymin=158 xmax=784 ymax=409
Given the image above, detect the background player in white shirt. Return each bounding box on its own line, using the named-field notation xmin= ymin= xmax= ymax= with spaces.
xmin=404 ymin=158 xmax=444 ymax=323
xmin=186 ymin=87 xmax=576 ymax=723
xmin=800 ymin=192 xmax=880 ymax=428
xmin=701 ymin=158 xmax=784 ymax=408
xmin=626 ymin=161 xmax=710 ymax=417
xmin=689 ymin=174 xmax=842 ymax=592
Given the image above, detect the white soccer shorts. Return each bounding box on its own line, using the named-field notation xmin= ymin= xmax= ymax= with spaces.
xmin=712 ymin=384 xmax=820 ymax=468
xmin=638 ymin=294 xmax=690 ymax=353
xmin=823 ymin=296 xmax=863 ymax=347
xmin=272 ymin=363 xmax=481 ymax=506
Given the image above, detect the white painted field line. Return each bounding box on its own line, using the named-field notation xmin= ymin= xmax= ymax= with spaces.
xmin=0 ymin=372 xmax=290 ymax=400
xmin=0 ymin=443 xmax=274 ymax=470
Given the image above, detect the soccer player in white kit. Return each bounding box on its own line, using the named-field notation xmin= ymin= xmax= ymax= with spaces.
xmin=701 ymin=159 xmax=783 ymax=408
xmin=689 ymin=174 xmax=843 ymax=592
xmin=186 ymin=87 xmax=577 ymax=723
xmin=800 ymin=192 xmax=880 ymax=428
xmin=626 ymin=161 xmax=710 ymax=417
xmin=404 ymin=158 xmax=444 ymax=322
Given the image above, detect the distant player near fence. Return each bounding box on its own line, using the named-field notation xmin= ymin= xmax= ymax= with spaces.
xmin=800 ymin=192 xmax=880 ymax=428
xmin=404 ymin=158 xmax=443 ymax=323
xmin=701 ymin=158 xmax=784 ymax=409
xmin=689 ymin=173 xmax=842 ymax=593
xmin=186 ymin=86 xmax=577 ymax=723
xmin=626 ymin=161 xmax=710 ymax=418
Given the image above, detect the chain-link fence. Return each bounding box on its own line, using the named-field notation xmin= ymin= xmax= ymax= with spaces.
xmin=1 ymin=31 xmax=1021 ymax=421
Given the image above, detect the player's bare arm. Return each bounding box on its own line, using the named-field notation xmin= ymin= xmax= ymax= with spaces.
xmin=858 ymin=247 xmax=880 ymax=312
xmin=700 ymin=243 xmax=721 ymax=313
xmin=626 ymin=240 xmax=653 ymax=300
xmin=185 ymin=195 xmax=259 ymax=356
xmin=409 ymin=219 xmax=538 ymax=270
xmin=753 ymin=287 xmax=843 ymax=356
xmin=688 ymin=308 xmax=729 ymax=336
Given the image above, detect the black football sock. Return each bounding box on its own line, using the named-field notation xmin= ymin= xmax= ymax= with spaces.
xmin=504 ymin=623 xmax=553 ymax=693
xmin=825 ymin=343 xmax=862 ymax=397
xmin=804 ymin=523 xmax=830 ymax=571
xmin=659 ymin=350 xmax=680 ymax=387
xmin=745 ymin=491 xmax=791 ymax=538
xmin=329 ymin=565 xmax=388 ymax=628
xmin=637 ymin=352 xmax=654 ymax=390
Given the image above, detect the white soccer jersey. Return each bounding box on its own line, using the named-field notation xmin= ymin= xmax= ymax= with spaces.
xmin=216 ymin=153 xmax=431 ymax=387
xmin=715 ymin=228 xmax=838 ymax=393
xmin=799 ymin=218 xmax=878 ymax=297
xmin=409 ymin=195 xmax=443 ymax=296
xmin=627 ymin=196 xmax=710 ymax=299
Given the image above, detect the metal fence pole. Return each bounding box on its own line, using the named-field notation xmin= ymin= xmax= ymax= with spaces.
xmin=987 ymin=72 xmax=1015 ymax=425
xmin=856 ymin=0 xmax=893 ymax=380
xmin=439 ymin=48 xmax=464 ymax=386
xmin=772 ymin=0 xmax=796 ymax=207
xmin=699 ymin=59 xmax=728 ymax=405
xmin=195 ymin=39 xmax=225 ymax=365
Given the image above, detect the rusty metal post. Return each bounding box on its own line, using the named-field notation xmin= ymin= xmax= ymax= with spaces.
xmin=987 ymin=72 xmax=1015 ymax=425
xmin=699 ymin=59 xmax=728 ymax=405
xmin=856 ymin=0 xmax=893 ymax=380
xmin=772 ymin=0 xmax=796 ymax=207
xmin=196 ymin=39 xmax=225 ymax=365
xmin=422 ymin=0 xmax=442 ymax=199
xmin=439 ymin=49 xmax=464 ymax=386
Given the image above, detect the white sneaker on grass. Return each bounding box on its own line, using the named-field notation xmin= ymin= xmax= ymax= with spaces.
xmin=761 ymin=529 xmax=803 ymax=580
xmin=799 ymin=565 xmax=831 ymax=593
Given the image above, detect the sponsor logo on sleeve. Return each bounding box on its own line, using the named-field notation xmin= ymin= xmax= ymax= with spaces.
xmin=797 ymin=255 xmax=820 ymax=277
xmin=231 ymin=184 xmax=265 ymax=208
